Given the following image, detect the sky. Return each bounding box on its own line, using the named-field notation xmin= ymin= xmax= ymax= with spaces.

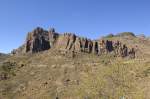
xmin=0 ymin=0 xmax=150 ymax=53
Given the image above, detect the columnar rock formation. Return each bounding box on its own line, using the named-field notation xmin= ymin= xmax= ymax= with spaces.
xmin=12 ymin=27 xmax=135 ymax=58
xmin=26 ymin=27 xmax=50 ymax=53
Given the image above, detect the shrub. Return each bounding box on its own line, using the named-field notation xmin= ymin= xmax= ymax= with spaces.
xmin=2 ymin=62 xmax=16 ymax=72
xmin=143 ymin=67 xmax=150 ymax=77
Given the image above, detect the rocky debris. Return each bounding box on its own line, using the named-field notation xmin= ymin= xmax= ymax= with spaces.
xmin=14 ymin=83 xmax=26 ymax=93
xmin=64 ymin=78 xmax=70 ymax=85
xmin=12 ymin=27 xmax=136 ymax=58
xmin=0 ymin=73 xmax=9 ymax=81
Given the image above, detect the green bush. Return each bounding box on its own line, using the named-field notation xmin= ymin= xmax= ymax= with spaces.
xmin=0 ymin=62 xmax=17 ymax=77
xmin=2 ymin=62 xmax=16 ymax=72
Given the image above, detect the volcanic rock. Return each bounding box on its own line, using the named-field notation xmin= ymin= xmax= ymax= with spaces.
xmin=12 ymin=27 xmax=136 ymax=58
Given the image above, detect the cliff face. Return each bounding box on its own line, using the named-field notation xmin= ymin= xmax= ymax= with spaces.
xmin=12 ymin=27 xmax=135 ymax=58
xmin=2 ymin=27 xmax=150 ymax=99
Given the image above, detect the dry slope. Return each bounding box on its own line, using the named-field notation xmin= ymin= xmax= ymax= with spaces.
xmin=0 ymin=32 xmax=150 ymax=99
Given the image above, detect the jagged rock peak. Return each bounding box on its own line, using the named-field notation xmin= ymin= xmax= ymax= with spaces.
xmin=12 ymin=27 xmax=136 ymax=58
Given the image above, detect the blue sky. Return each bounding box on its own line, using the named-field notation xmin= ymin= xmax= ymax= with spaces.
xmin=0 ymin=0 xmax=150 ymax=53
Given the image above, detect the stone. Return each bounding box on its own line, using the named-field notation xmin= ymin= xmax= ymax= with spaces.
xmin=80 ymin=37 xmax=87 ymax=52
xmin=0 ymin=73 xmax=9 ymax=80
xmin=122 ymin=44 xmax=128 ymax=57
xmin=87 ymin=40 xmax=93 ymax=53
xmin=129 ymin=48 xmax=135 ymax=58
xmin=92 ymin=41 xmax=99 ymax=54
xmin=105 ymin=40 xmax=113 ymax=52
xmin=12 ymin=27 xmax=135 ymax=59
xmin=48 ymin=28 xmax=59 ymax=47
xmin=11 ymin=44 xmax=26 ymax=54
xmin=26 ymin=27 xmax=50 ymax=53
xmin=98 ymin=40 xmax=106 ymax=54
xmin=74 ymin=37 xmax=82 ymax=52
xmin=56 ymin=33 xmax=72 ymax=50
xmin=66 ymin=34 xmax=76 ymax=50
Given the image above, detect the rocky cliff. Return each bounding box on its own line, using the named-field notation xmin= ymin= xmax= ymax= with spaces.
xmin=2 ymin=27 xmax=150 ymax=99
xmin=12 ymin=27 xmax=135 ymax=58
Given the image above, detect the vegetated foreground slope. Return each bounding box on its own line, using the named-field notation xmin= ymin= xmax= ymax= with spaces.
xmin=0 ymin=34 xmax=150 ymax=99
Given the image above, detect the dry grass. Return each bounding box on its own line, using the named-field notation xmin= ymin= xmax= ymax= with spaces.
xmin=0 ymin=36 xmax=150 ymax=99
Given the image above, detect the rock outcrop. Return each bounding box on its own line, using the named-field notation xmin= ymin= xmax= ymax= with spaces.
xmin=26 ymin=27 xmax=50 ymax=53
xmin=12 ymin=27 xmax=136 ymax=58
xmin=55 ymin=33 xmax=76 ymax=51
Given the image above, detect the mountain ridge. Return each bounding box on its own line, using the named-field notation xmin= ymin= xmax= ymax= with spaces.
xmin=0 ymin=27 xmax=150 ymax=99
xmin=12 ymin=27 xmax=136 ymax=59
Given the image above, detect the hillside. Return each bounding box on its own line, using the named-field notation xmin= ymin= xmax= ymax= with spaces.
xmin=0 ymin=53 xmax=9 ymax=62
xmin=0 ymin=28 xmax=150 ymax=99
